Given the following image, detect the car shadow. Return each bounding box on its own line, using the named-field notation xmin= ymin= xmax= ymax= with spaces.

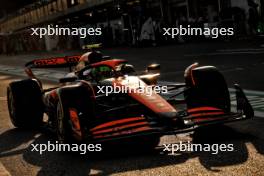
xmin=190 ymin=117 xmax=264 ymax=172
xmin=0 ymin=128 xmax=38 ymax=157
xmin=192 ymin=125 xmax=251 ymax=171
xmin=1 ymin=117 xmax=264 ymax=175
xmin=21 ymin=134 xmax=192 ymax=176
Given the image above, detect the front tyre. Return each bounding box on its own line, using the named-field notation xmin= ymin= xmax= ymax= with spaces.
xmin=56 ymin=82 xmax=95 ymax=143
xmin=56 ymin=99 xmax=73 ymax=143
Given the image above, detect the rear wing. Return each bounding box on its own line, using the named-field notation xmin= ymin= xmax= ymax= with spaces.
xmin=25 ymin=55 xmax=81 ymax=69
xmin=24 ymin=55 xmax=81 ymax=82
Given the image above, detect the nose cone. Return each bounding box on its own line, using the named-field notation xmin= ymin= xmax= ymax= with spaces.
xmin=155 ymin=112 xmax=178 ymax=128
xmin=158 ymin=112 xmax=177 ymax=119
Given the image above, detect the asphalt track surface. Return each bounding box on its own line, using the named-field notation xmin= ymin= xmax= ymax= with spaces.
xmin=1 ymin=40 xmax=264 ymax=176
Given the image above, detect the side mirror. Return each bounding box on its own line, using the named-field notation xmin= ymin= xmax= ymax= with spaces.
xmin=146 ymin=64 xmax=160 ymax=73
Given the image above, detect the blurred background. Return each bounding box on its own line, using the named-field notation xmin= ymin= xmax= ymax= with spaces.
xmin=1 ymin=2 xmax=264 ymax=176
xmin=0 ymin=0 xmax=263 ymax=54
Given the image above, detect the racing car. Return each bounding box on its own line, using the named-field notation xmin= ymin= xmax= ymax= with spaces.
xmin=7 ymin=53 xmax=254 ymax=148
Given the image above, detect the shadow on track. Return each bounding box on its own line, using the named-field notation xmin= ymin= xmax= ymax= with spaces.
xmin=1 ymin=117 xmax=264 ymax=175
xmin=189 ymin=117 xmax=264 ymax=172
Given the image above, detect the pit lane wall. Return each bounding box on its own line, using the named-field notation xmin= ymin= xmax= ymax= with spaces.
xmin=0 ymin=0 xmax=263 ymax=54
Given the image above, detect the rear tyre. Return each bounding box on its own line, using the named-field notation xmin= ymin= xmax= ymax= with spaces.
xmin=7 ymin=79 xmax=44 ymax=128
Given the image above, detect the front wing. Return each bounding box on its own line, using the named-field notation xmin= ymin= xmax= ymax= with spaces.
xmin=85 ymin=84 xmax=253 ymax=143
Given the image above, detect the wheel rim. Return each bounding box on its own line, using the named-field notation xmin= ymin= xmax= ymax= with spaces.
xmin=57 ymin=102 xmax=65 ymax=142
xmin=7 ymin=88 xmax=16 ymax=121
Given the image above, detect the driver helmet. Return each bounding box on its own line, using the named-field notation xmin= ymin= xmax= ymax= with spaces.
xmin=76 ymin=51 xmax=103 ymax=71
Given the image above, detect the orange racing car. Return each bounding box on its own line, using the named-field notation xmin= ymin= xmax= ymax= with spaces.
xmin=6 ymin=53 xmax=254 ymax=148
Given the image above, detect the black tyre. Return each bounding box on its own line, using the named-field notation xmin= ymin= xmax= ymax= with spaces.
xmin=7 ymin=79 xmax=44 ymax=128
xmin=56 ymin=99 xmax=73 ymax=143
xmin=185 ymin=66 xmax=231 ymax=112
xmin=56 ymin=82 xmax=95 ymax=143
